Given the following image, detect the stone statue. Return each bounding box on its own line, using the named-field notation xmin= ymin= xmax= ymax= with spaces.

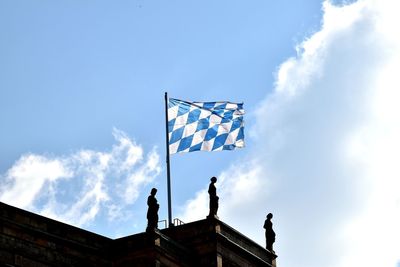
xmin=207 ymin=176 xmax=219 ymax=218
xmin=146 ymin=188 xmax=159 ymax=232
xmin=263 ymin=213 xmax=276 ymax=253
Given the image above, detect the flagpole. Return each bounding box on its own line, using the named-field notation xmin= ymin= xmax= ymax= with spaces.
xmin=164 ymin=92 xmax=173 ymax=227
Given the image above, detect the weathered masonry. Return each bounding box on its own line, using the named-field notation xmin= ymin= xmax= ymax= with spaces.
xmin=0 ymin=202 xmax=277 ymax=267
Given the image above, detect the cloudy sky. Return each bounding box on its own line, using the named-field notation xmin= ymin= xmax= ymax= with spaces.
xmin=1 ymin=0 xmax=400 ymax=266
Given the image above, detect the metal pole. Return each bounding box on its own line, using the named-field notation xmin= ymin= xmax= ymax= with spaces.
xmin=164 ymin=92 xmax=173 ymax=227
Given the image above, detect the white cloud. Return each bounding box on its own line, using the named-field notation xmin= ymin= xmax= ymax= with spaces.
xmin=179 ymin=0 xmax=400 ymax=266
xmin=124 ymin=148 xmax=160 ymax=204
xmin=0 ymin=128 xmax=161 ymax=230
xmin=0 ymin=155 xmax=72 ymax=209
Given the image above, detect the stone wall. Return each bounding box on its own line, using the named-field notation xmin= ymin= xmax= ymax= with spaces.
xmin=1 ymin=202 xmax=277 ymax=267
xmin=0 ymin=202 xmax=111 ymax=267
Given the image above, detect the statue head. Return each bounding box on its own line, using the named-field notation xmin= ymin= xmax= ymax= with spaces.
xmin=151 ymin=188 xmax=157 ymax=195
xmin=210 ymin=176 xmax=217 ymax=183
xmin=267 ymin=213 xmax=273 ymax=219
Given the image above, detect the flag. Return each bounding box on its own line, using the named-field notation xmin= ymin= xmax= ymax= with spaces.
xmin=167 ymin=98 xmax=245 ymax=154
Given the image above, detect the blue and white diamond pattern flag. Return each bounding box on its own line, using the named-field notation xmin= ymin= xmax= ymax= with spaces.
xmin=168 ymin=98 xmax=245 ymax=154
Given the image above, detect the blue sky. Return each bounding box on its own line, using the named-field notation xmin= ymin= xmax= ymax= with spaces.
xmin=1 ymin=1 xmax=400 ymax=267
xmin=0 ymin=0 xmax=321 ymax=203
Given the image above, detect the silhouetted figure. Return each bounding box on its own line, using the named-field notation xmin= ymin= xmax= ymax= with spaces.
xmin=146 ymin=188 xmax=159 ymax=232
xmin=207 ymin=177 xmax=219 ymax=218
xmin=263 ymin=213 xmax=276 ymax=253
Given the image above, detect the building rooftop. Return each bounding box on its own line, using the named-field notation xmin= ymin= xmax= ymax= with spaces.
xmin=0 ymin=202 xmax=277 ymax=267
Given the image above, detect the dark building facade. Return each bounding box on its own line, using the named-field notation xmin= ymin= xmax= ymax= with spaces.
xmin=0 ymin=202 xmax=277 ymax=267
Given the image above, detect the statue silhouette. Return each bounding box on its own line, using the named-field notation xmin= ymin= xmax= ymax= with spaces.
xmin=263 ymin=213 xmax=276 ymax=253
xmin=146 ymin=188 xmax=159 ymax=232
xmin=207 ymin=176 xmax=219 ymax=218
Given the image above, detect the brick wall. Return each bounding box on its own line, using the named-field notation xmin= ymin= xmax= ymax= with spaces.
xmin=0 ymin=202 xmax=111 ymax=267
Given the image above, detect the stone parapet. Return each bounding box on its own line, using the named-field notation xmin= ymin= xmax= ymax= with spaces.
xmin=1 ymin=202 xmax=277 ymax=267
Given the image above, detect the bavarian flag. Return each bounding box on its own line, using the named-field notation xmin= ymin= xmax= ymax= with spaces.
xmin=167 ymin=98 xmax=244 ymax=154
